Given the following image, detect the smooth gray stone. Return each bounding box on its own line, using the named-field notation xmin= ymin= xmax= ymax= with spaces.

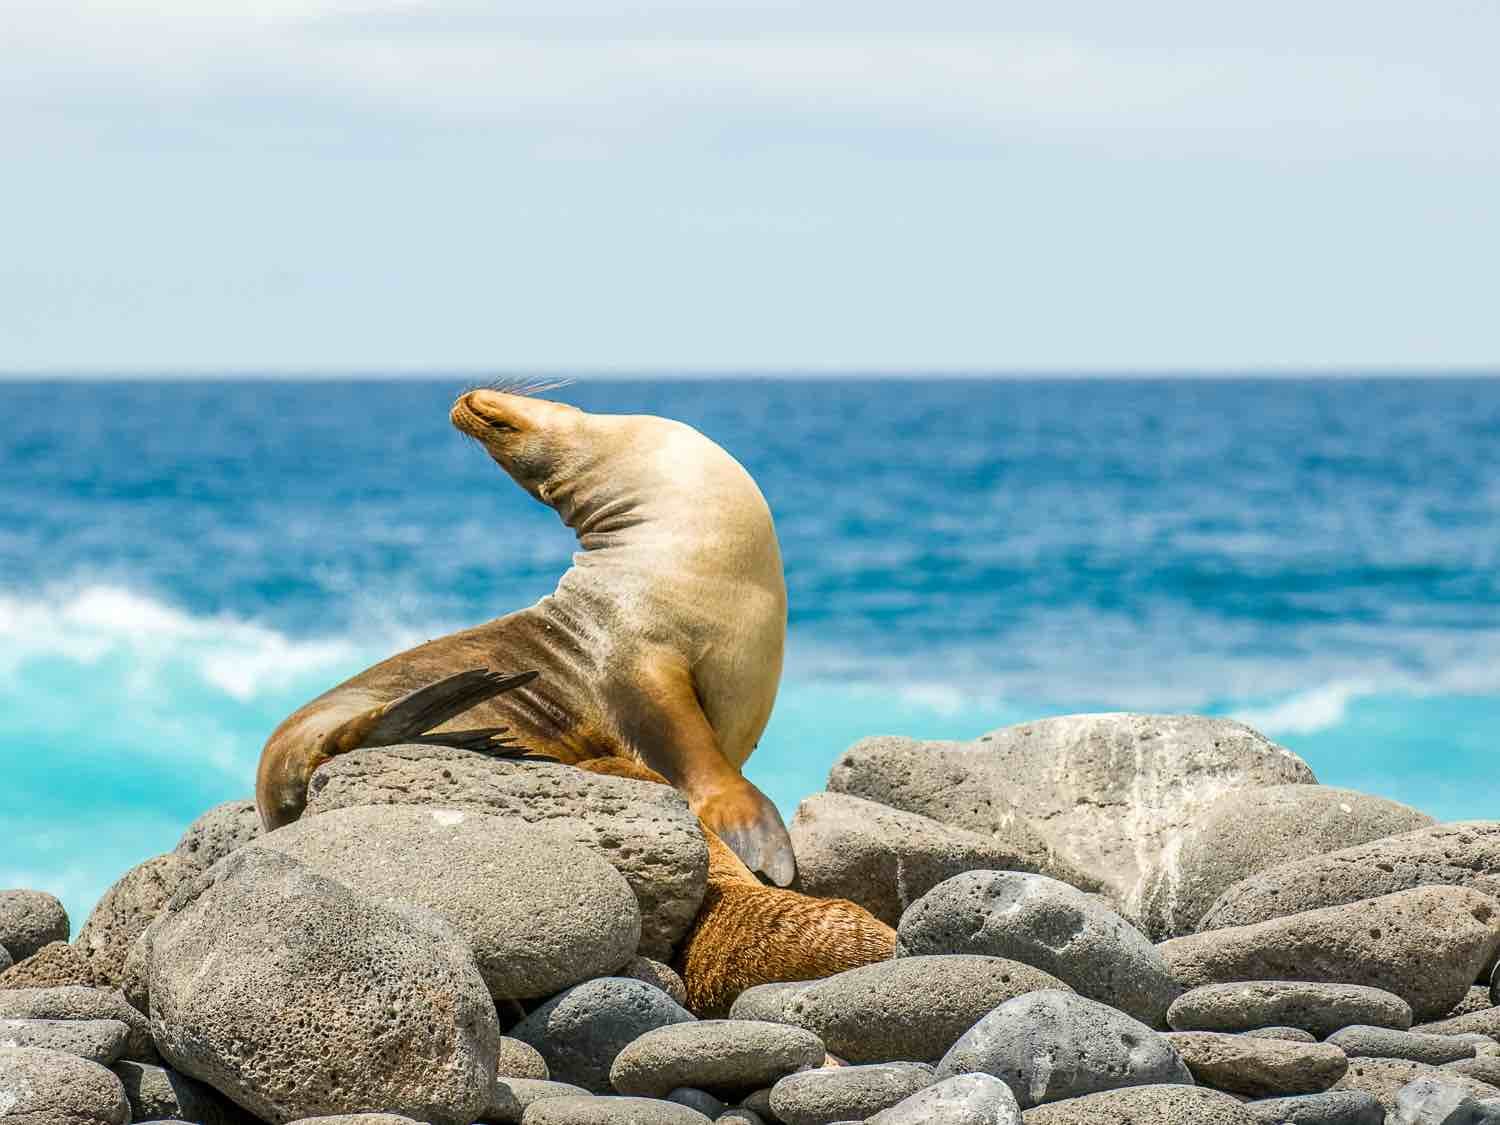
xmin=487 ymin=1078 xmax=590 ymax=1124
xmin=1161 ymin=886 xmax=1498 ymax=1025
xmin=768 ymin=1063 xmax=935 ymax=1125
xmin=667 ymin=1090 xmax=725 ymax=1118
xmin=1020 ymin=1084 xmax=1261 ymax=1123
xmin=897 ymin=870 xmax=1181 ymax=1027
xmin=728 ymin=981 xmax=808 ymax=1023
xmin=522 ymin=1095 xmax=713 ymax=1123
xmin=783 ymin=955 xmax=1070 ymax=1064
xmin=0 ymin=1017 xmax=128 ymax=1065
xmin=0 ymin=985 xmax=156 ymax=1062
xmin=113 ymin=1059 xmax=254 ymax=1125
xmin=1140 ymin=784 xmax=1433 ymax=939
xmin=253 ymin=804 xmax=640 ymax=1000
xmin=789 ymin=793 xmax=1099 ymax=927
xmin=0 ymin=889 xmax=70 ymax=961
xmin=827 ymin=714 xmax=1313 ymax=925
xmin=0 ymin=1044 xmax=129 ymax=1124
xmin=1165 ymin=1031 xmax=1349 ymax=1097
xmin=866 ymin=1073 xmax=1021 ymax=1125
xmin=937 ymin=989 xmax=1191 ymax=1109
xmin=1329 ymin=1025 xmax=1477 ymax=1064
xmin=75 ymin=854 xmax=197 ymax=988
xmin=1242 ymin=1090 xmax=1386 ymax=1123
xmin=737 ymin=1089 xmax=773 ymax=1119
xmin=1202 ymin=821 xmax=1500 ymax=932
xmin=1392 ymin=1074 xmax=1500 ymax=1124
xmin=510 ymin=977 xmax=695 ymax=1094
xmin=1245 ymin=1027 xmax=1320 ymax=1043
xmin=173 ymin=798 xmax=264 ymax=869
xmin=1170 ymin=981 xmax=1413 ymax=1037
xmin=499 ymin=1036 xmax=552 ymax=1080
xmin=304 ymin=745 xmax=709 ymax=959
xmin=610 ymin=1020 xmax=825 ymax=1099
xmin=146 ymin=848 xmax=497 ymax=1125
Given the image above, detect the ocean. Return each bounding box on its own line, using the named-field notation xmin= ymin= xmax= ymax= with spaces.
xmin=3 ymin=376 xmax=1499 ymax=929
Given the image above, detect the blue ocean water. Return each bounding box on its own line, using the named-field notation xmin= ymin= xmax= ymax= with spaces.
xmin=3 ymin=377 xmax=1499 ymax=928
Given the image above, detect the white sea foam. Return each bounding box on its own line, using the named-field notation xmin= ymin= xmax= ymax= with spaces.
xmin=1230 ymin=679 xmax=1377 ymax=735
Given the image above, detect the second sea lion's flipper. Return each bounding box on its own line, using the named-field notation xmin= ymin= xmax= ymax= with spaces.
xmin=362 ymin=667 xmax=538 ymax=747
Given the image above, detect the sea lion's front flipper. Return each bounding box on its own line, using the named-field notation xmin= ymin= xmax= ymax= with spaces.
xmin=624 ymin=655 xmax=797 ymax=887
xmin=360 ymin=668 xmax=538 ymax=747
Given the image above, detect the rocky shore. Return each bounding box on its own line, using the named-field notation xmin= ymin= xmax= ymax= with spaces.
xmin=5 ymin=712 xmax=1500 ymax=1123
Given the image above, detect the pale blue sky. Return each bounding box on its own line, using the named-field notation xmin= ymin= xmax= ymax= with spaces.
xmin=5 ymin=1 xmax=1498 ymax=373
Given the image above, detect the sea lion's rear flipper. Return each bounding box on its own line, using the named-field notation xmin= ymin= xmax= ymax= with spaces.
xmin=358 ymin=667 xmax=538 ymax=748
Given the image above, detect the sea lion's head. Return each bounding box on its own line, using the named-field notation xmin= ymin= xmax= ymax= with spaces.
xmin=450 ymin=386 xmax=592 ymax=505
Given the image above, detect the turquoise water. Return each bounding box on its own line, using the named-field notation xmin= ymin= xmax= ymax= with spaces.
xmin=2 ymin=377 xmax=1499 ymax=927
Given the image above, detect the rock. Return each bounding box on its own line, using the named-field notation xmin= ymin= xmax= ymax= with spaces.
xmin=1158 ymin=887 xmax=1500 ymax=1022
xmin=0 ymin=889 xmax=70 ymax=961
xmin=288 ymin=1117 xmax=425 ymax=1124
xmin=253 ymin=804 xmax=640 ymax=1000
xmin=610 ymin=1020 xmax=826 ymax=1099
xmin=1020 ymin=1084 xmax=1260 ymax=1123
xmin=788 ymin=793 xmax=1100 ymax=926
xmin=1328 ymin=1026 xmax=1476 ymax=1065
xmin=768 ymin=1063 xmax=935 ymax=1125
xmin=1165 ymin=1031 xmax=1348 ymax=1096
xmin=1446 ymin=1058 xmax=1500 ymax=1086
xmin=146 ymin=847 xmax=498 ymax=1124
xmin=1457 ymin=1035 xmax=1500 ymax=1057
xmin=737 ymin=1089 xmax=774 ymax=1120
xmin=0 ymin=944 xmax=9 ymax=972
xmin=173 ymin=798 xmax=265 ymax=869
xmin=1241 ymin=1090 xmax=1386 ymax=1123
xmin=1392 ymin=1074 xmax=1500 ymax=1123
xmin=0 ymin=1017 xmax=128 ymax=1064
xmin=666 ymin=1089 xmax=724 ymax=1117
xmin=1245 ymin=1026 xmax=1319 ymax=1043
xmin=1420 ymin=1011 xmax=1500 ymax=1039
xmin=1334 ymin=1058 xmax=1500 ymax=1113
xmin=828 ymin=714 xmax=1314 ymax=924
xmin=784 ymin=955 xmax=1070 ymax=1064
xmin=304 ymin=744 xmax=709 ymax=960
xmin=74 ymin=853 xmax=196 ymax=988
xmin=865 ymin=1073 xmax=1021 ymax=1125
xmin=0 ymin=1044 xmax=130 ymax=1124
xmin=937 ymin=989 xmax=1190 ymax=1109
xmin=1452 ymin=990 xmax=1498 ymax=1019
xmin=0 ymin=940 xmax=97 ymax=989
xmin=510 ymin=978 xmax=696 ymax=1094
xmin=486 ymin=1078 xmax=590 ymax=1124
xmin=897 ymin=870 xmax=1181 ymax=1027
xmin=1169 ymin=980 xmax=1413 ymax=1037
xmin=0 ymin=985 xmax=155 ymax=1062
xmin=1201 ymin=822 xmax=1500 ymax=932
xmin=499 ymin=1036 xmax=552 ymax=1080
xmin=1141 ymin=784 xmax=1435 ymax=939
xmin=113 ymin=1059 xmax=252 ymax=1125
xmin=729 ymin=982 xmax=808 ymax=1023
xmin=620 ymin=958 xmax=688 ymax=1008
xmin=522 ymin=1096 xmax=713 ymax=1124
xmin=717 ymin=1110 xmax=765 ymax=1125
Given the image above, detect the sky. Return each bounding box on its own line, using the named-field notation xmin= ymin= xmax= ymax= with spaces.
xmin=5 ymin=1 xmax=1499 ymax=373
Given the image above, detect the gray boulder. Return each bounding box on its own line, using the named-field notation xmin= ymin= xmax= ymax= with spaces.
xmin=1140 ymin=784 xmax=1434 ymax=938
xmin=253 ymin=804 xmax=640 ymax=999
xmin=789 ymin=793 xmax=1100 ymax=926
xmin=0 ymin=889 xmax=70 ymax=961
xmin=827 ymin=714 xmax=1314 ymax=923
xmin=936 ymin=989 xmax=1190 ymax=1109
xmin=768 ymin=1063 xmax=935 ymax=1125
xmin=0 ymin=1044 xmax=129 ymax=1124
xmin=0 ymin=1017 xmax=128 ymax=1064
xmin=783 ymin=955 xmax=1070 ymax=1065
xmin=1169 ymin=981 xmax=1413 ymax=1037
xmin=1329 ymin=1026 xmax=1477 ymax=1065
xmin=113 ymin=1059 xmax=252 ymax=1125
xmin=498 ymin=1036 xmax=551 ymax=1080
xmin=304 ymin=744 xmax=708 ymax=959
xmin=1201 ymin=822 xmax=1500 ymax=932
xmin=509 ymin=977 xmax=696 ymax=1094
xmin=1165 ymin=1031 xmax=1349 ymax=1096
xmin=1392 ymin=1074 xmax=1500 ymax=1123
xmin=0 ymin=985 xmax=155 ymax=1062
xmin=521 ymin=1096 xmax=712 ymax=1124
xmin=1158 ymin=887 xmax=1500 ymax=1022
xmin=486 ymin=1078 xmax=589 ymax=1124
xmin=173 ymin=799 xmax=265 ymax=869
xmin=1244 ymin=1027 xmax=1319 ymax=1042
xmin=897 ymin=870 xmax=1181 ymax=1026
xmin=609 ymin=1020 xmax=825 ymax=1098
xmin=74 ymin=853 xmax=197 ymax=988
xmin=146 ymin=848 xmax=498 ymax=1124
xmin=866 ymin=1074 xmax=1021 ymax=1125
xmin=1241 ymin=1090 xmax=1386 ymax=1123
xmin=1335 ymin=1059 xmax=1500 ymax=1114
xmin=1020 ymin=1084 xmax=1260 ymax=1123
xmin=728 ymin=981 xmax=808 ymax=1023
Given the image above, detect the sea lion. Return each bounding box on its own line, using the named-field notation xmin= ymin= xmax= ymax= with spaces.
xmin=254 ymin=385 xmax=895 ymax=1013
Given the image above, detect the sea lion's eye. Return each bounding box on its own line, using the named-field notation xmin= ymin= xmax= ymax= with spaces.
xmin=489 ymin=420 xmax=518 ymax=433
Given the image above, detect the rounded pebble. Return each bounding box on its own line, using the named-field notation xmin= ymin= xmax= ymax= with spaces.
xmin=1021 ymin=1083 xmax=1260 ymax=1123
xmin=1166 ymin=1030 xmax=1349 ymax=1097
xmin=522 ymin=1095 xmax=713 ymax=1124
xmin=1239 ymin=1089 xmax=1385 ymax=1123
xmin=0 ymin=889 xmax=70 ymax=961
xmin=611 ymin=1020 xmax=826 ymax=1099
xmin=1328 ymin=1025 xmax=1477 ymax=1065
xmin=1169 ymin=981 xmax=1413 ymax=1038
xmin=768 ymin=1063 xmax=935 ymax=1125
xmin=0 ymin=1017 xmax=129 ymax=1065
xmin=488 ymin=1078 xmax=591 ymax=1124
xmin=865 ymin=1073 xmax=1020 ymax=1125
xmin=0 ymin=1044 xmax=130 ymax=1124
xmin=499 ymin=1036 xmax=552 ymax=1081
